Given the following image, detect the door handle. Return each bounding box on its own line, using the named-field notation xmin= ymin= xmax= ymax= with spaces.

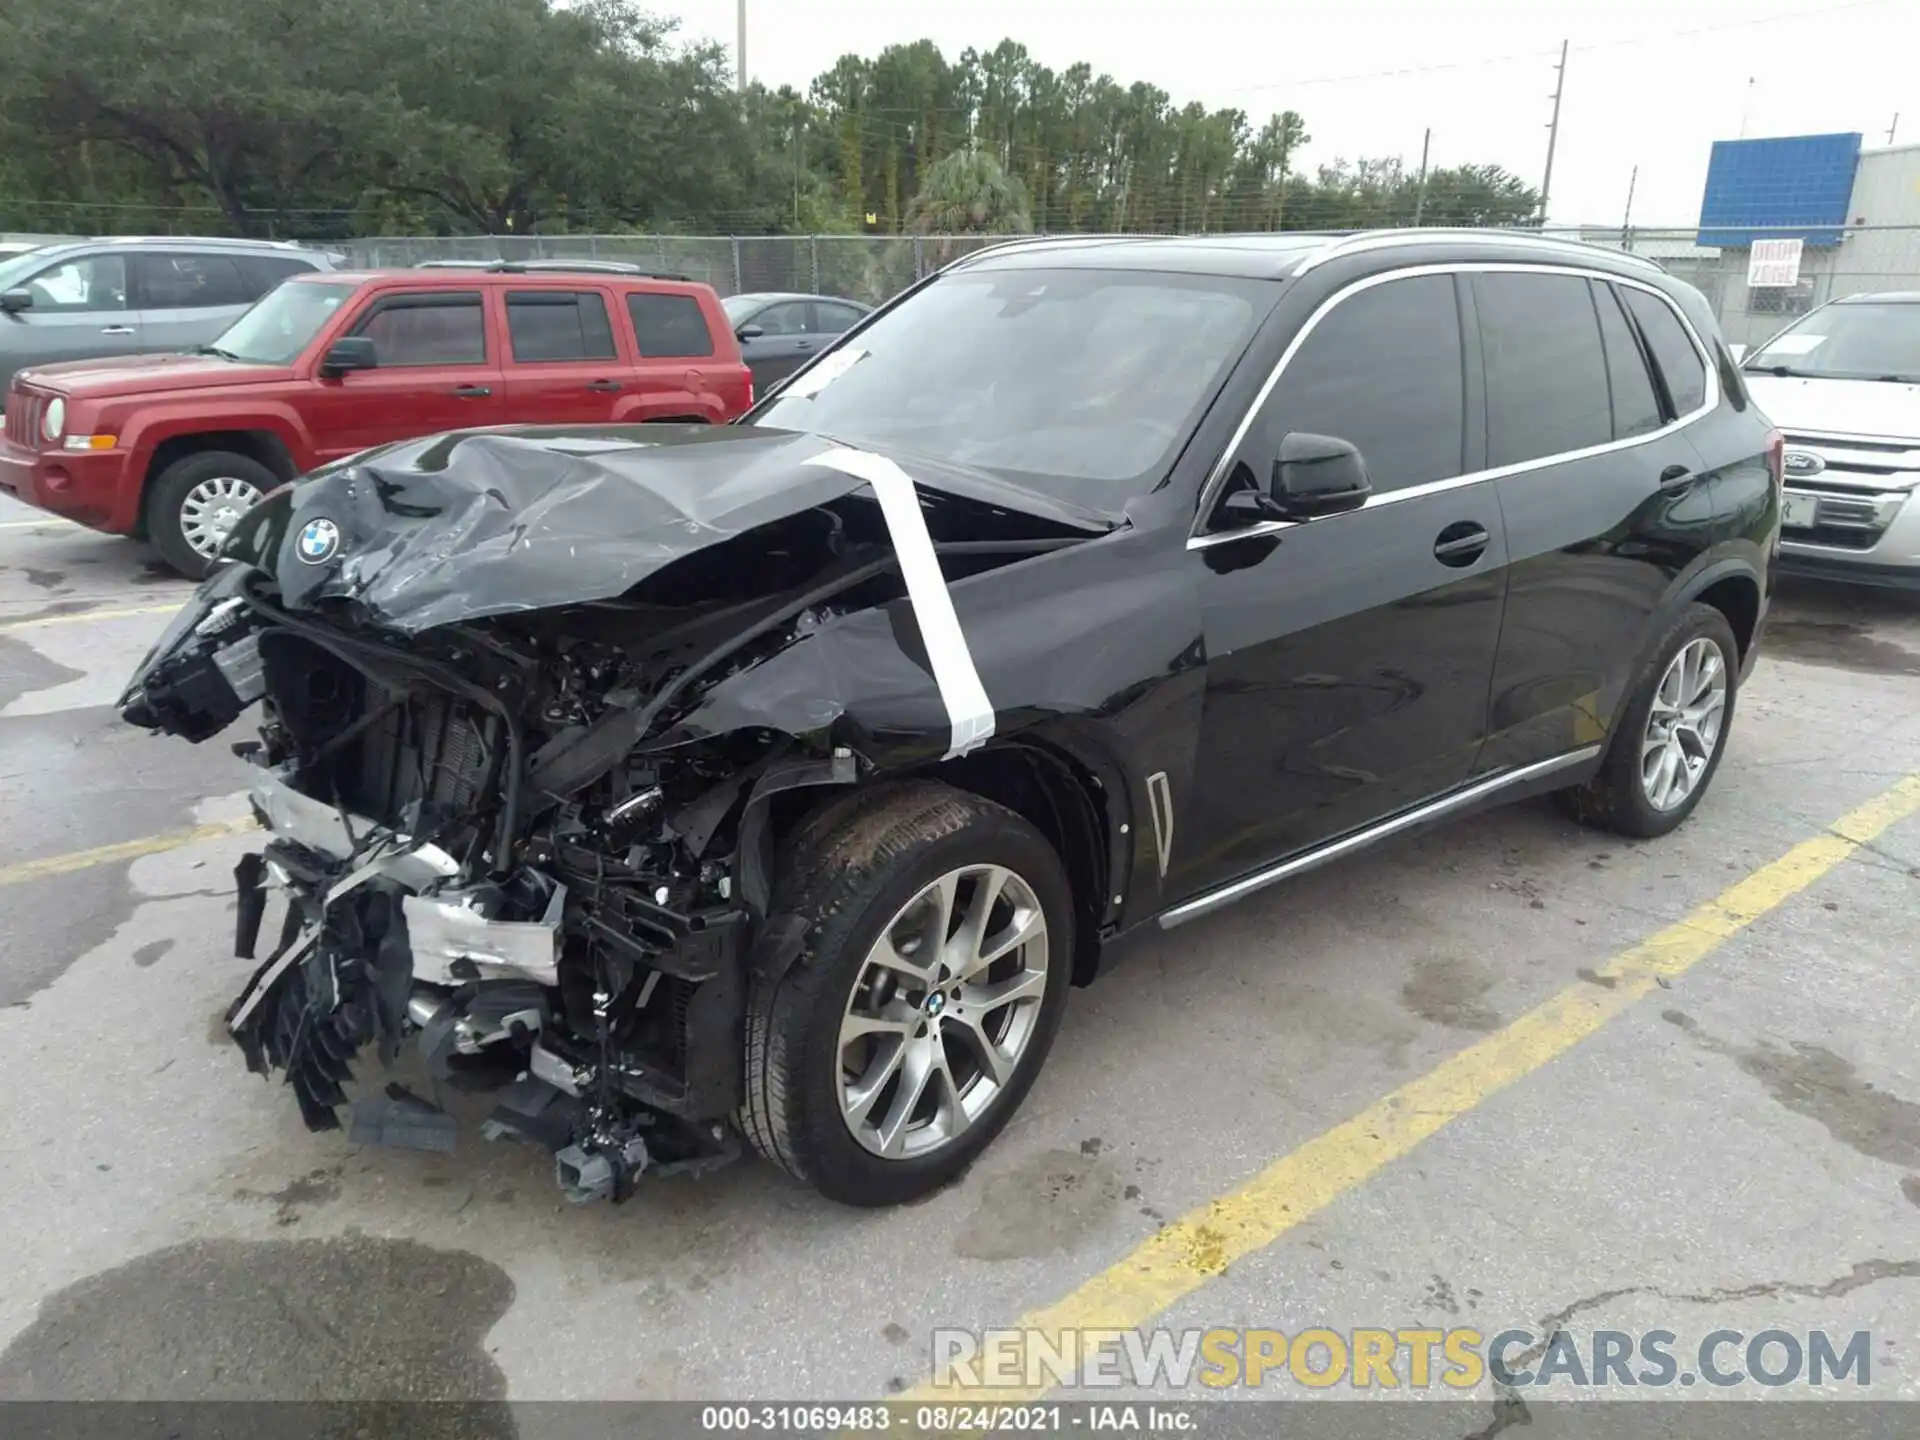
xmin=586 ymin=379 xmax=622 ymax=393
xmin=794 ymin=340 xmax=813 ymax=350
xmin=100 ymin=325 xmax=135 ymax=336
xmin=451 ymin=384 xmax=492 ymax=398
xmin=1658 ymin=464 xmax=1696 ymax=494
xmin=1432 ymin=522 xmax=1490 ymax=567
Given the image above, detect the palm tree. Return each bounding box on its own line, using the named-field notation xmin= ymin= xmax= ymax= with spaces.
xmin=904 ymin=148 xmax=1033 ymax=236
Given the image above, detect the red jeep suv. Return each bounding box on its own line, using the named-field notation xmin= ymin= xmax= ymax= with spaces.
xmin=0 ymin=265 xmax=753 ymax=575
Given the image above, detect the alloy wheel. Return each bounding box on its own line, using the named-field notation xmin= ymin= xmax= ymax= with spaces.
xmin=837 ymin=864 xmax=1050 ymax=1160
xmin=1640 ymin=636 xmax=1728 ymax=811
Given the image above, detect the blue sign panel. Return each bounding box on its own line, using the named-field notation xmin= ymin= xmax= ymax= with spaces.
xmin=1696 ymin=133 xmax=1860 ymax=247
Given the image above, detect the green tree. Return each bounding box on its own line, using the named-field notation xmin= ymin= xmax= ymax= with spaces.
xmin=905 ymin=149 xmax=1032 ymax=236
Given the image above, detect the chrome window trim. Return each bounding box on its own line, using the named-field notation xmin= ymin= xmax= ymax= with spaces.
xmin=1187 ymin=261 xmax=1720 ymax=551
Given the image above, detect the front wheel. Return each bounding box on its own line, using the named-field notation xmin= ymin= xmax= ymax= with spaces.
xmin=739 ymin=782 xmax=1074 ymax=1206
xmin=147 ymin=450 xmax=276 ymax=579
xmin=1557 ymin=602 xmax=1740 ymax=838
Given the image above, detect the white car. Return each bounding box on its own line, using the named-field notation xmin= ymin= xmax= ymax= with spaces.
xmin=1738 ymin=292 xmax=1920 ymax=590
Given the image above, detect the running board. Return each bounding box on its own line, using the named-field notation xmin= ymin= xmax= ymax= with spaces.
xmin=1156 ymin=746 xmax=1602 ymax=930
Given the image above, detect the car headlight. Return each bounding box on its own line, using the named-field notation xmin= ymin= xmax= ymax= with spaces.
xmin=41 ymin=397 xmax=65 ymax=442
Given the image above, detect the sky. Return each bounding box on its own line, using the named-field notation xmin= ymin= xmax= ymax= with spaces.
xmin=654 ymin=0 xmax=1913 ymax=229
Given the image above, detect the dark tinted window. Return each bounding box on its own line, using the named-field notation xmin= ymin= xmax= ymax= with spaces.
xmin=506 ymin=290 xmax=618 ymax=362
xmin=1475 ymin=272 xmax=1612 ymax=467
xmin=627 ymin=293 xmax=714 ymax=358
xmin=1593 ymin=282 xmax=1663 ymax=440
xmin=814 ymin=301 xmax=865 ymax=334
xmin=1256 ymin=273 xmax=1465 ymax=492
xmin=133 ymin=253 xmax=252 ymax=308
xmin=1622 ymin=287 xmax=1708 ymax=416
xmin=238 ymin=255 xmax=320 ymax=298
xmin=353 ymin=293 xmax=487 ymax=365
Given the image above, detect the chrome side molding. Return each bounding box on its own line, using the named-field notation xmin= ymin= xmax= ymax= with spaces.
xmin=1156 ymin=746 xmax=1602 ymax=929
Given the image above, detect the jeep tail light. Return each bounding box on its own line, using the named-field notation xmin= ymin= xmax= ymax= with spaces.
xmin=1764 ymin=428 xmax=1784 ymax=491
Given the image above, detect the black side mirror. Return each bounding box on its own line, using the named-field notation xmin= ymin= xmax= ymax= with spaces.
xmin=0 ymin=288 xmax=33 ymax=315
xmin=320 ymin=336 xmax=376 ymax=377
xmin=1268 ymin=432 xmax=1371 ymax=521
xmin=736 ymin=324 xmax=765 ymax=341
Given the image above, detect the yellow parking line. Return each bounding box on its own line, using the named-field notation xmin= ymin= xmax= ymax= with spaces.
xmin=906 ymin=773 xmax=1920 ymax=1402
xmin=0 ymin=602 xmax=182 ymax=632
xmin=0 ymin=817 xmax=258 ymax=887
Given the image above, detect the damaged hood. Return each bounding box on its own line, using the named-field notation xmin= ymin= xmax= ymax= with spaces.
xmin=232 ymin=423 xmax=1113 ymax=634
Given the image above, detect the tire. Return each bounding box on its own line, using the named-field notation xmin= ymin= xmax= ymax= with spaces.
xmin=1556 ymin=602 xmax=1740 ymax=839
xmin=147 ymin=450 xmax=278 ymax=579
xmin=739 ymin=781 xmax=1074 ymax=1206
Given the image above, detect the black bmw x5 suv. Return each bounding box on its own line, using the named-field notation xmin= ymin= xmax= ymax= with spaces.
xmin=121 ymin=229 xmax=1782 ymax=1207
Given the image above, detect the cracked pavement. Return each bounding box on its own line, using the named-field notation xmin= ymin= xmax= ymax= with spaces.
xmin=3 ymin=493 xmax=1919 ymax=1419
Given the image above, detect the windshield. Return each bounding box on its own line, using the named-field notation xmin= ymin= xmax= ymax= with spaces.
xmin=211 ymin=280 xmax=358 ymax=365
xmin=0 ymin=247 xmax=63 ymax=291
xmin=752 ymin=267 xmax=1272 ymax=506
xmin=722 ymin=294 xmax=760 ymax=324
xmin=1745 ymin=301 xmax=1920 ymax=382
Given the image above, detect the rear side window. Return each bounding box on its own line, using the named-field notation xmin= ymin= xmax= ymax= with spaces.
xmin=627 ymin=292 xmax=714 ymax=358
xmin=238 ymin=255 xmax=320 ymax=299
xmin=815 ymin=301 xmax=865 ymax=334
xmin=1255 ymin=273 xmax=1465 ymax=493
xmin=352 ymin=292 xmax=488 ymax=366
xmin=1591 ymin=282 xmax=1663 ymax=440
xmin=506 ymin=290 xmax=618 ymax=362
xmin=1475 ymin=272 xmax=1612 ymax=468
xmin=1621 ymin=287 xmax=1708 ymax=417
xmin=133 ymin=253 xmax=253 ymax=309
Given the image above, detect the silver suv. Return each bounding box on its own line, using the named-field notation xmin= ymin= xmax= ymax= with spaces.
xmin=0 ymin=237 xmax=339 ymax=390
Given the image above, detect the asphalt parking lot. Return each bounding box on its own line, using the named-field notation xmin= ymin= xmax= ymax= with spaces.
xmin=3 ymin=490 xmax=1919 ymax=1426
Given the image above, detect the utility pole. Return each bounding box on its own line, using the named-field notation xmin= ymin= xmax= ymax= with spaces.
xmin=1539 ymin=40 xmax=1568 ymax=227
xmin=1621 ymin=165 xmax=1637 ymax=248
xmin=736 ymin=0 xmax=747 ymax=92
xmin=1412 ymin=128 xmax=1432 ymax=226
xmin=1888 ymin=113 xmax=1901 ymax=145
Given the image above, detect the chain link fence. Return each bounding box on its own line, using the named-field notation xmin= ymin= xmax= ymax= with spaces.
xmin=12 ymin=223 xmax=1919 ymax=344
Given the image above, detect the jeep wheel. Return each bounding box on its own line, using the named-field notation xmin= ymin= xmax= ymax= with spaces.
xmin=148 ymin=451 xmax=277 ymax=579
xmin=739 ymin=782 xmax=1073 ymax=1206
xmin=1557 ymin=601 xmax=1739 ymax=839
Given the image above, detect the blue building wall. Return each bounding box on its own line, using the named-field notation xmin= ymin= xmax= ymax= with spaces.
xmin=1696 ymin=133 xmax=1861 ymax=247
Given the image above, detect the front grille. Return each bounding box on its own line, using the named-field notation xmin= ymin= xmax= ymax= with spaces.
xmin=337 ymin=692 xmax=495 ymax=834
xmin=5 ymin=388 xmax=43 ymax=448
xmin=1791 ymin=525 xmax=1881 ymax=551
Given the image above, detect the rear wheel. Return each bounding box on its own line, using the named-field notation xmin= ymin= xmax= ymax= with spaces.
xmin=1557 ymin=602 xmax=1739 ymax=838
xmin=148 ymin=450 xmax=276 ymax=579
xmin=739 ymin=782 xmax=1073 ymax=1206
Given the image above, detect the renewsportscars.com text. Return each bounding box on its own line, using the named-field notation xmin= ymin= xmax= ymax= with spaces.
xmin=931 ymin=1326 xmax=1873 ymax=1390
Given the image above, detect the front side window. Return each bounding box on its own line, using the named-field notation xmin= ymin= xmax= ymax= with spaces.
xmin=754 ymin=267 xmax=1271 ymax=509
xmin=133 ymin=253 xmax=253 ymax=309
xmin=1249 ymin=273 xmax=1466 ymax=493
xmin=506 ymin=291 xmax=617 ymax=362
xmin=753 ymin=301 xmax=812 ymax=336
xmin=352 ymin=293 xmax=488 ymax=366
xmin=1622 ymin=287 xmax=1709 ymax=413
xmin=1476 ymin=272 xmax=1612 ymax=468
xmin=628 ymin=293 xmax=714 ymax=358
xmin=20 ymin=254 xmax=127 ymax=313
xmin=1743 ymin=298 xmax=1920 ymax=384
xmin=213 ymin=280 xmax=358 ymax=365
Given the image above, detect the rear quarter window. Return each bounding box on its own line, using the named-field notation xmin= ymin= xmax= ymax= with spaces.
xmin=626 ymin=292 xmax=715 ymax=358
xmin=1621 ymin=287 xmax=1709 ymax=417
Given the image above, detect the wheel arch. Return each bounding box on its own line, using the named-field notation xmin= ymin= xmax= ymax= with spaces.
xmin=138 ymin=430 xmax=298 ymax=539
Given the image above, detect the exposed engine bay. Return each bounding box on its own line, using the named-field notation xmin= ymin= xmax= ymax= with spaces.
xmin=117 ymin=424 xmax=1109 ymax=1202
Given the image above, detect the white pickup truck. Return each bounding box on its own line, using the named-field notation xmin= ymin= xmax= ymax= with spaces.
xmin=1736 ymin=291 xmax=1920 ymax=590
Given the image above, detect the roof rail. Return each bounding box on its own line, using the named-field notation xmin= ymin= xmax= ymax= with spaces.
xmin=413 ymin=258 xmax=695 ymax=281
xmin=1291 ymin=228 xmax=1667 ymax=276
xmin=938 ymin=233 xmax=1179 ymax=277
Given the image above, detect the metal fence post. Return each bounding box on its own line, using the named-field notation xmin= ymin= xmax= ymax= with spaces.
xmin=810 ymin=235 xmax=819 ymax=292
xmin=731 ymin=236 xmax=743 ymax=295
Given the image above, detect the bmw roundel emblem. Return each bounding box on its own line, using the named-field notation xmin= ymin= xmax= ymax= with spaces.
xmin=296 ymin=518 xmax=341 ymax=565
